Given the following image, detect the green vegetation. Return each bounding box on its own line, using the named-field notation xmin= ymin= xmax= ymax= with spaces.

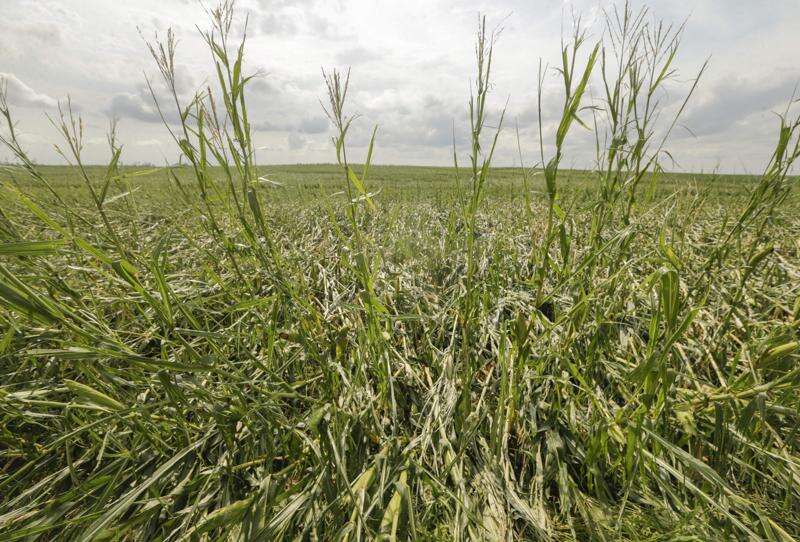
xmin=1 ymin=2 xmax=799 ymax=540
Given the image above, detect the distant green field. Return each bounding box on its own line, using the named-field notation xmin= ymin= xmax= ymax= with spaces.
xmin=6 ymin=163 xmax=781 ymax=214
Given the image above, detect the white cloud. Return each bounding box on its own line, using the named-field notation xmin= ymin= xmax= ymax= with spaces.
xmin=133 ymin=138 xmax=164 ymax=146
xmin=0 ymin=73 xmax=58 ymax=109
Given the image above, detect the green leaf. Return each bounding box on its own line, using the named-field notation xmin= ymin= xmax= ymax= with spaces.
xmin=347 ymin=167 xmax=377 ymax=211
xmin=64 ymin=379 xmax=126 ymax=411
xmin=0 ymin=240 xmax=65 ymax=257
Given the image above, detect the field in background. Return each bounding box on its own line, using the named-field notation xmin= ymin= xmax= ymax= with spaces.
xmin=12 ymin=163 xmax=776 ymax=203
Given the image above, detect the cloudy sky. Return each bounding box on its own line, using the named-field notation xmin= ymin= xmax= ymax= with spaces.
xmin=1 ymin=0 xmax=799 ymax=172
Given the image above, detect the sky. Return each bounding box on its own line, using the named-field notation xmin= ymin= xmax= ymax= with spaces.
xmin=1 ymin=0 xmax=799 ymax=173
